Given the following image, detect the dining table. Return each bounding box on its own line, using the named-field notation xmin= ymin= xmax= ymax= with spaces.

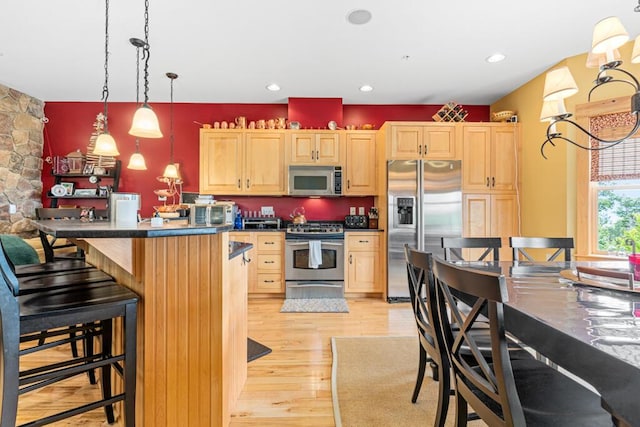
xmin=450 ymin=259 xmax=640 ymax=427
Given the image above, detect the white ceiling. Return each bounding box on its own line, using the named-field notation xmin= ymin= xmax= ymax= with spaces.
xmin=3 ymin=0 xmax=640 ymax=105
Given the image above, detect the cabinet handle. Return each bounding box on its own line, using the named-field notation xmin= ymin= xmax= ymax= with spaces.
xmin=264 ymin=280 xmax=275 ymax=283
xmin=349 ymin=254 xmax=353 ymax=264
xmin=264 ymin=260 xmax=275 ymax=264
xmin=347 ymin=179 xmax=351 ymax=189
xmin=358 ymin=240 xmax=369 ymax=243
xmin=418 ymin=145 xmax=422 ymax=155
xmin=246 ymin=179 xmax=250 ymax=188
xmin=492 ymin=177 xmax=495 ymax=187
xmin=486 ymin=177 xmax=490 ymax=187
xmin=237 ymin=179 xmax=241 ymax=189
xmin=264 ymin=241 xmax=275 ymax=245
xmin=316 ymin=150 xmax=319 ymax=160
xmin=424 ymin=145 xmax=427 ymax=155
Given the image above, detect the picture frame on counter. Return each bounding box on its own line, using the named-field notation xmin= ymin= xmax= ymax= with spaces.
xmin=74 ymin=188 xmax=98 ymax=197
xmin=60 ymin=182 xmax=74 ymax=195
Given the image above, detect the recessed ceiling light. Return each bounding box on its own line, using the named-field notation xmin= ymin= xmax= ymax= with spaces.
xmin=360 ymin=85 xmax=374 ymax=92
xmin=266 ymin=83 xmax=280 ymax=91
xmin=347 ymin=9 xmax=372 ymax=25
xmin=486 ymin=53 xmax=506 ymax=63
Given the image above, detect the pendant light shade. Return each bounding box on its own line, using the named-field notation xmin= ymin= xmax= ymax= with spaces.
xmin=162 ymin=163 xmax=180 ymax=179
xmin=127 ymin=152 xmax=147 ymax=170
xmin=129 ymin=105 xmax=162 ymax=138
xmin=94 ymin=132 xmax=120 ymax=156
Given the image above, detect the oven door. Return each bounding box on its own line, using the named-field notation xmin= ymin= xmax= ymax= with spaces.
xmin=285 ymin=239 xmax=344 ymax=281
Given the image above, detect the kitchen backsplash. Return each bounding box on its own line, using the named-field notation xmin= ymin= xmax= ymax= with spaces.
xmin=186 ymin=194 xmax=375 ymax=222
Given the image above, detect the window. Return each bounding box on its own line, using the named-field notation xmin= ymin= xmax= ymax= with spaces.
xmin=589 ymin=113 xmax=640 ymax=255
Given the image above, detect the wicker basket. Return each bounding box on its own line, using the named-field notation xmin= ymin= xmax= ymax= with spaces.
xmin=491 ymin=110 xmax=515 ymax=122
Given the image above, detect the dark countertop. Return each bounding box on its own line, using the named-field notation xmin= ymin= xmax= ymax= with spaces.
xmin=344 ymin=228 xmax=384 ymax=232
xmin=33 ymin=219 xmax=233 ymax=238
xmin=229 ymin=241 xmax=253 ymax=260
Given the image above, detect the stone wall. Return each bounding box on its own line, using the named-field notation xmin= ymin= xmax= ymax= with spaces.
xmin=0 ymin=83 xmax=44 ymax=236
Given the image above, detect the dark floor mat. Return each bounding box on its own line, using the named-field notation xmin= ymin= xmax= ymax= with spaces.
xmin=247 ymin=337 xmax=272 ymax=362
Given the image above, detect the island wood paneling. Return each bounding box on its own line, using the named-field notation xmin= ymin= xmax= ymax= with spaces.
xmin=85 ymin=232 xmax=247 ymax=427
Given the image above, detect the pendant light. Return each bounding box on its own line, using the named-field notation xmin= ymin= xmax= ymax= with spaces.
xmin=93 ymin=0 xmax=120 ymax=157
xmin=128 ymin=0 xmax=162 ymax=138
xmin=163 ymin=72 xmax=180 ymax=179
xmin=127 ymin=38 xmax=148 ymax=170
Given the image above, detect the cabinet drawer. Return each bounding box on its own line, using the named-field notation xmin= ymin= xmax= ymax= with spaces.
xmin=257 ymin=234 xmax=283 ymax=251
xmin=257 ymin=254 xmax=281 ymax=270
xmin=256 ymin=273 xmax=283 ymax=292
xmin=347 ymin=234 xmax=379 ymax=250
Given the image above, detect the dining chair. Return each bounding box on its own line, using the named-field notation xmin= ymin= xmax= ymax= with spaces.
xmin=36 ymin=208 xmax=86 ymax=263
xmin=441 ymin=237 xmax=502 ymax=261
xmin=0 ymin=238 xmax=139 ymax=426
xmin=431 ymin=257 xmax=615 ymax=426
xmin=509 ymin=236 xmax=574 ymax=262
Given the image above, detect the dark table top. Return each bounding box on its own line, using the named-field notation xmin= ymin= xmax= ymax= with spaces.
xmin=450 ymin=259 xmax=640 ymax=426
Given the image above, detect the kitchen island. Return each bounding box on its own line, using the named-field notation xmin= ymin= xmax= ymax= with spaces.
xmin=33 ymin=219 xmax=252 ymax=427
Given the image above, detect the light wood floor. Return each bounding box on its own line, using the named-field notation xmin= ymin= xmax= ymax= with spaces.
xmin=16 ymin=297 xmax=416 ymax=426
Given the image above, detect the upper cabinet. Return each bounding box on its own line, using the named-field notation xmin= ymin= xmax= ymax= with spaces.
xmin=385 ymin=123 xmax=458 ymax=160
xmin=288 ymin=131 xmax=342 ymax=165
xmin=461 ymin=123 xmax=519 ymax=192
xmin=200 ymin=130 xmax=286 ymax=195
xmin=344 ymin=131 xmax=376 ymax=195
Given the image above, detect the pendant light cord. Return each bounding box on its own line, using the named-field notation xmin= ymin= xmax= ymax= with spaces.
xmin=135 ymin=43 xmax=141 ymax=151
xmin=101 ymin=0 xmax=110 ymax=132
xmin=169 ymin=75 xmax=175 ymax=163
xmin=142 ymin=0 xmax=151 ymax=105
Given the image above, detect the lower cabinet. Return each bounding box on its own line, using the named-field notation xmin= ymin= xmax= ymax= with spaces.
xmin=230 ymin=231 xmax=284 ymax=294
xmin=345 ymin=232 xmax=381 ymax=293
xmin=462 ymin=193 xmax=519 ymax=261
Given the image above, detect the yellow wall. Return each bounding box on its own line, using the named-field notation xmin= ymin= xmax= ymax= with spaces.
xmin=491 ymin=41 xmax=640 ymax=239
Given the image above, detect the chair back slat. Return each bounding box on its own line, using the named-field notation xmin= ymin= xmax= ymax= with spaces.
xmin=432 ymin=258 xmax=525 ymax=426
xmin=0 ymin=239 xmax=20 ymax=296
xmin=509 ymin=237 xmax=574 ymax=262
xmin=441 ymin=237 xmax=502 ymax=261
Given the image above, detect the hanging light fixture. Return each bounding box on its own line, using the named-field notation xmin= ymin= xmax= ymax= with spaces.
xmin=540 ymin=16 xmax=640 ymax=159
xmin=93 ymin=0 xmax=120 ymax=157
xmin=163 ymin=72 xmax=181 ymax=179
xmin=129 ymin=0 xmax=162 ymax=138
xmin=127 ymin=37 xmax=148 ymax=170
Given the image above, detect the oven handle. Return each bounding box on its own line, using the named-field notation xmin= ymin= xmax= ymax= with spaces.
xmin=286 ymin=282 xmax=343 ymax=288
xmin=286 ymin=241 xmax=344 ymax=247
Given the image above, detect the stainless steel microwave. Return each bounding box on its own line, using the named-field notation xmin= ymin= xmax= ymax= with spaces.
xmin=189 ymin=202 xmax=236 ymax=226
xmin=288 ymin=165 xmax=342 ymax=196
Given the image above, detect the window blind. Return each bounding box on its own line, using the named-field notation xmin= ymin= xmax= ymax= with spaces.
xmin=589 ymin=113 xmax=640 ymax=182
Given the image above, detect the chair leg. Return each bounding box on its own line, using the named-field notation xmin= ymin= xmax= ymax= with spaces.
xmin=454 ymin=390 xmax=468 ymax=427
xmin=434 ymin=362 xmax=451 ymax=427
xmin=70 ymin=328 xmax=79 ymax=358
xmin=100 ymin=319 xmax=115 ymax=424
xmin=124 ymin=302 xmax=138 ymax=427
xmin=84 ymin=323 xmax=97 ymax=384
xmin=412 ymin=345 xmax=427 ymax=403
xmin=0 ymin=303 xmax=20 ymax=427
xmin=430 ymin=360 xmax=439 ymax=382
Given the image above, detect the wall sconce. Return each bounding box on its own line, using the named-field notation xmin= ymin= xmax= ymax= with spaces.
xmin=540 ymin=16 xmax=640 ymax=159
xmin=92 ymin=0 xmax=120 ymax=157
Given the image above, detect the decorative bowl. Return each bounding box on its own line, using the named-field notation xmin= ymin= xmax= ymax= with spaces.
xmin=491 ymin=110 xmax=515 ymax=122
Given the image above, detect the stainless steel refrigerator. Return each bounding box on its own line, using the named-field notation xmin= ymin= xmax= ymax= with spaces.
xmin=387 ymin=159 xmax=462 ymax=301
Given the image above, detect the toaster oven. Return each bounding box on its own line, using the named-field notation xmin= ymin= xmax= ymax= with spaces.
xmin=189 ymin=202 xmax=236 ymax=226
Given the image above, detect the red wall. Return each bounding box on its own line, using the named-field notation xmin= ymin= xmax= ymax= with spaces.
xmin=43 ymin=101 xmax=489 ymax=217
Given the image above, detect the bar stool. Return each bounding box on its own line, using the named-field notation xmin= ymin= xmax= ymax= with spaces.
xmin=0 ymin=239 xmax=138 ymax=426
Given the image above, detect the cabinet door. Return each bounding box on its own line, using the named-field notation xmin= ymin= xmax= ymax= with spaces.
xmin=289 ymin=133 xmax=315 ymax=163
xmin=490 ymin=194 xmax=519 ymax=261
xmin=462 ymin=126 xmax=491 ymax=191
xmin=245 ymin=133 xmax=286 ymax=194
xmin=491 ymin=126 xmax=518 ymax=192
xmin=462 ymin=193 xmax=491 ymax=238
xmin=345 ymin=233 xmax=380 ymax=293
xmin=424 ymin=124 xmax=457 ymax=159
xmin=316 ymin=133 xmax=341 ymax=164
xmin=199 ymin=131 xmax=244 ymax=194
xmin=345 ymin=132 xmax=376 ymax=195
xmin=388 ymin=126 xmax=421 ymax=159
xmin=229 ymin=232 xmax=258 ymax=292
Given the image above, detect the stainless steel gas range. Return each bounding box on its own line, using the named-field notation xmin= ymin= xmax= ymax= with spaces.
xmin=284 ymin=222 xmax=345 ymax=299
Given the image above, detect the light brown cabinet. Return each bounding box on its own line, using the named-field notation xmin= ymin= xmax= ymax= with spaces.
xmin=229 ymin=231 xmax=284 ymax=294
xmin=199 ymin=130 xmax=286 ymax=195
xmin=462 ymin=193 xmax=519 ymax=261
xmin=289 ymin=131 xmax=341 ymax=165
xmin=462 ymin=124 xmax=518 ymax=192
xmin=386 ymin=123 xmax=458 ymax=159
xmin=345 ymin=232 xmax=381 ymax=293
xmin=344 ymin=131 xmax=377 ymax=195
